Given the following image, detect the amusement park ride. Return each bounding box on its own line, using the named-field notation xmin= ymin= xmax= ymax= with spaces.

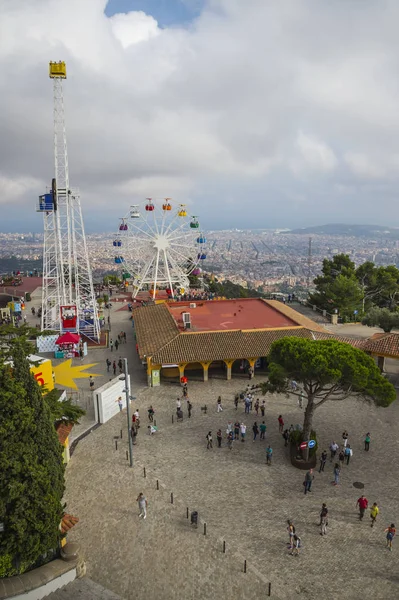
xmin=37 ymin=62 xmax=100 ymax=342
xmin=114 ymin=199 xmax=207 ymax=299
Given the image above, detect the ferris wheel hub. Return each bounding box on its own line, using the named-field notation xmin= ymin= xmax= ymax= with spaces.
xmin=153 ymin=234 xmax=170 ymax=251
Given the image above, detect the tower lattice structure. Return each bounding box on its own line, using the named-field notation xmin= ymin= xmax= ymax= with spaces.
xmin=38 ymin=61 xmax=100 ymax=342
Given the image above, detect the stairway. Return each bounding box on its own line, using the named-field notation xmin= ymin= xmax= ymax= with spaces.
xmin=44 ymin=577 xmax=124 ymax=600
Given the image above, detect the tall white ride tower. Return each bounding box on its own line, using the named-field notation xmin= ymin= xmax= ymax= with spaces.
xmin=37 ymin=61 xmax=100 ymax=343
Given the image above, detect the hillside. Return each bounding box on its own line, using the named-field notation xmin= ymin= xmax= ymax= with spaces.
xmin=284 ymin=224 xmax=399 ymax=238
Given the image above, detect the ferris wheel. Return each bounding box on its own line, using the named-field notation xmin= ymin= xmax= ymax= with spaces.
xmin=113 ymin=198 xmax=206 ymax=299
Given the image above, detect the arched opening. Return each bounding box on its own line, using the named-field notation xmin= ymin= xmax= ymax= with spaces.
xmin=184 ymin=362 xmax=204 ymax=381
xmin=232 ymin=359 xmax=250 ymax=378
xmin=207 ymin=360 xmax=227 ymax=379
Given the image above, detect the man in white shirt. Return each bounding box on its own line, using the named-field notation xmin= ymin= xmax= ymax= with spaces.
xmin=240 ymin=423 xmax=247 ymax=442
xmin=330 ymin=441 xmax=339 ymax=462
xmin=137 ymin=493 xmax=148 ymax=519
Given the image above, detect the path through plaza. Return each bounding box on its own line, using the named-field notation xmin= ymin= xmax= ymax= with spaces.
xmin=64 ymin=300 xmax=399 ymax=600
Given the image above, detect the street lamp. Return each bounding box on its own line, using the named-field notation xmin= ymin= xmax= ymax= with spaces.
xmin=119 ymin=359 xmax=135 ymax=467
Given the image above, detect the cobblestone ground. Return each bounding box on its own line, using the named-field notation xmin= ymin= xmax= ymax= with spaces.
xmin=64 ymin=302 xmax=399 ymax=600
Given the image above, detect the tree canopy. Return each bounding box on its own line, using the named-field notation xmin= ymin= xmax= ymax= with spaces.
xmin=362 ymin=306 xmax=399 ymax=333
xmin=261 ymin=337 xmax=396 ymax=442
xmin=310 ymin=254 xmax=399 ymax=317
xmin=0 ymin=342 xmax=65 ymax=577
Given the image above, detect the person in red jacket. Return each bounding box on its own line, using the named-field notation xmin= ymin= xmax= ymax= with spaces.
xmin=356 ymin=495 xmax=368 ymax=521
xmin=278 ymin=415 xmax=284 ymax=433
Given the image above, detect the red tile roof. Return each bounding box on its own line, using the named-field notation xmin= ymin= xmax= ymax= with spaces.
xmin=151 ymin=327 xmax=313 ymax=365
xmin=363 ymin=333 xmax=399 ymax=357
xmin=56 ymin=422 xmax=73 ymax=445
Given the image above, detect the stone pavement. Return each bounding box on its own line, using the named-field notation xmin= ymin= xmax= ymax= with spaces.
xmin=60 ymin=300 xmax=399 ymax=600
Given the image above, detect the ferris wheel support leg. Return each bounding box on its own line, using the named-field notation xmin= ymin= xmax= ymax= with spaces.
xmin=153 ymin=249 xmax=160 ymax=300
xmin=163 ymin=249 xmax=175 ymax=299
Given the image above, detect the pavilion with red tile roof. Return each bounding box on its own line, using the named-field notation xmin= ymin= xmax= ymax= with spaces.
xmin=134 ymin=298 xmax=330 ymax=385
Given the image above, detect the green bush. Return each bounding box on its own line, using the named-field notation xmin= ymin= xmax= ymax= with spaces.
xmin=0 ymin=554 xmax=16 ymax=578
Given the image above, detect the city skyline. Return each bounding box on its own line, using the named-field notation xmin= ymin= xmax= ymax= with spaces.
xmin=2 ymin=1 xmax=399 ymax=232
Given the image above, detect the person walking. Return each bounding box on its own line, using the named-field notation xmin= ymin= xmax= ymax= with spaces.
xmin=234 ymin=396 xmax=239 ymax=410
xmin=117 ymin=396 xmax=123 ymax=412
xmin=110 ymin=338 xmax=113 ymax=352
xmin=278 ymin=415 xmax=284 ymax=433
xmin=260 ymin=400 xmax=265 ymax=417
xmin=217 ymin=396 xmax=223 ymax=412
xmin=216 ymin=429 xmax=222 ymax=448
xmin=106 ymin=358 xmax=111 ymax=372
xmin=333 ymin=463 xmax=340 ymax=486
xmin=244 ymin=396 xmax=251 ymax=414
xmin=319 ymin=450 xmax=327 ymax=473
xmin=320 ymin=503 xmax=329 ymax=536
xmin=148 ymin=406 xmax=155 ymax=422
xmin=206 ymin=431 xmax=213 ymax=449
xmin=115 ymin=339 xmax=119 ymax=351
xmin=304 ymin=469 xmax=314 ymax=494
xmin=118 ymin=357 xmax=123 ymax=374
xmin=370 ymin=502 xmax=379 ymax=528
xmin=266 ymin=445 xmax=273 ymax=465
xmin=234 ymin=421 xmax=240 ymax=440
xmin=330 ymin=440 xmax=339 ymax=462
xmin=226 ymin=421 xmax=233 ymax=436
xmin=356 ymin=495 xmax=368 ymax=521
xmin=176 ymin=398 xmax=182 ymax=410
xmin=338 ymin=448 xmax=345 ymax=470
xmin=290 ymin=534 xmax=301 ymax=556
xmin=252 ymin=422 xmax=259 ymax=442
xmin=287 ymin=520 xmax=295 ymax=549
xmin=227 ymin=431 xmax=234 ymax=450
xmin=385 ymin=524 xmax=396 ymax=551
xmin=113 ymin=361 xmax=117 ymax=376
xmin=298 ymin=391 xmax=304 ymax=409
xmin=364 ymin=432 xmax=371 ymax=451
xmin=260 ymin=421 xmax=266 ymax=440
xmin=240 ymin=422 xmax=247 ymax=442
xmin=137 ymin=493 xmax=148 ymax=519
xmin=254 ymin=399 xmax=259 ymax=415
xmin=187 ymin=400 xmax=192 ymax=418
xmin=345 ymin=444 xmax=353 ymax=465
xmin=283 ymin=429 xmax=289 ymax=446
xmin=89 ymin=376 xmax=94 ymax=390
xmin=342 ymin=430 xmax=349 ymax=447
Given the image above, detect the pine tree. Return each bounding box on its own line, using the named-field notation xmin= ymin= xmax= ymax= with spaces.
xmin=0 ymin=342 xmax=65 ymax=576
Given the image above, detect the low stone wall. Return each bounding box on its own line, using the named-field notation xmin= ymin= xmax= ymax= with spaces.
xmin=0 ymin=553 xmax=82 ymax=600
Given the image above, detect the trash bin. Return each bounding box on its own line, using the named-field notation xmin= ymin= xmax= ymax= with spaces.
xmin=190 ymin=511 xmax=198 ymax=527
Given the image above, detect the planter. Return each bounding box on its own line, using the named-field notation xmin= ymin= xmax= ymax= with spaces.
xmin=290 ymin=442 xmax=317 ymax=470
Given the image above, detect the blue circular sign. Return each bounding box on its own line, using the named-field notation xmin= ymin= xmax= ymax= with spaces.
xmin=308 ymin=440 xmax=316 ymax=448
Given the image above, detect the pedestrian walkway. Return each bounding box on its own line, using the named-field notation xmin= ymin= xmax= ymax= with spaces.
xmin=61 ymin=296 xmax=399 ymax=599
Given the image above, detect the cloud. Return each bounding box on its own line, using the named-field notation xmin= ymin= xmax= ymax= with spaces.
xmin=109 ymin=11 xmax=160 ymax=48
xmin=1 ymin=0 xmax=399 ymax=231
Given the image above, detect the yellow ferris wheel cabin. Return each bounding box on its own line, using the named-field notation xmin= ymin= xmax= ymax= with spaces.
xmin=49 ymin=61 xmax=67 ymax=79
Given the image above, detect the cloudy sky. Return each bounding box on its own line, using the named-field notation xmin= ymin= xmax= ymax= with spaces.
xmin=1 ymin=0 xmax=399 ymax=232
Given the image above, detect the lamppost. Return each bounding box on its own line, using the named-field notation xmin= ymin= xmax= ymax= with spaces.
xmin=120 ymin=358 xmax=134 ymax=467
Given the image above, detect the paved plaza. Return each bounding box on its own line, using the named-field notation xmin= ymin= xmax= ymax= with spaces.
xmin=51 ymin=300 xmax=399 ymax=599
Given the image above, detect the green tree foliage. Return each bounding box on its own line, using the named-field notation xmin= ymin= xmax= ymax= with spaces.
xmin=103 ymin=274 xmax=122 ymax=285
xmin=206 ymin=276 xmax=262 ymax=299
xmin=310 ymin=254 xmax=361 ymax=315
xmin=0 ymin=342 xmax=65 ymax=576
xmin=44 ymin=389 xmax=85 ymax=425
xmin=260 ymin=337 xmax=396 ymax=442
xmin=362 ymin=306 xmax=399 ymax=333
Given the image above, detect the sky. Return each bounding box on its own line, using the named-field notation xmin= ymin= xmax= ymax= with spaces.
xmin=1 ymin=0 xmax=399 ymax=233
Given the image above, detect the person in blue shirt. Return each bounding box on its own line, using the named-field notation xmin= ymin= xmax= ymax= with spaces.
xmin=266 ymin=445 xmax=273 ymax=465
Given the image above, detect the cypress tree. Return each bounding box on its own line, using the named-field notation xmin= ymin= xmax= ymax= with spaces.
xmin=0 ymin=342 xmax=65 ymax=576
